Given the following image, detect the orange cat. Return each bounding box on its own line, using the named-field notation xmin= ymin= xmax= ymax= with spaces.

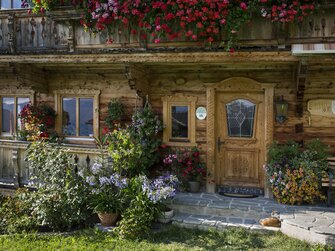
xmin=259 ymin=217 xmax=281 ymax=227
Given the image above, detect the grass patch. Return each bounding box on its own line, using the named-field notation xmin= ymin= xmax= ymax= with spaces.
xmin=0 ymin=225 xmax=332 ymax=251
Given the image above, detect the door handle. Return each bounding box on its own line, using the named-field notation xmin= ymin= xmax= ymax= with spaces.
xmin=217 ymin=137 xmax=225 ymax=151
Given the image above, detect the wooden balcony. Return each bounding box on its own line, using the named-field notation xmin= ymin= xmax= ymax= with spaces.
xmin=0 ymin=4 xmax=334 ymax=55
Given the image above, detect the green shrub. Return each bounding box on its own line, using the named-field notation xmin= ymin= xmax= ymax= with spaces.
xmin=114 ymin=175 xmax=178 ymax=240
xmin=114 ymin=176 xmax=158 ymax=240
xmin=26 ymin=141 xmax=92 ymax=231
xmin=0 ymin=189 xmax=38 ymax=234
xmin=107 ymin=106 xmax=162 ymax=177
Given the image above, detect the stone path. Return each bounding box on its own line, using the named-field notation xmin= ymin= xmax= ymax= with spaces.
xmin=167 ymin=193 xmax=335 ymax=246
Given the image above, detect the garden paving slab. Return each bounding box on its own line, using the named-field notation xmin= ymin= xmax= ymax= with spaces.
xmin=170 ymin=192 xmax=335 ymax=247
xmin=311 ymin=227 xmax=335 ymax=235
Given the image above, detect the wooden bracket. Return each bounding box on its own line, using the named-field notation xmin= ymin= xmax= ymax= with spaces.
xmin=124 ymin=63 xmax=148 ymax=99
xmin=296 ymin=61 xmax=308 ymax=117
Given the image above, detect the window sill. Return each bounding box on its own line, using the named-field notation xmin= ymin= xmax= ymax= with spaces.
xmin=164 ymin=141 xmax=197 ymax=147
xmin=63 ymin=137 xmax=95 ymax=145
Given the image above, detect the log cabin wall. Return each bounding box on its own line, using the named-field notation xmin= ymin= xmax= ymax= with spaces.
xmin=148 ymin=61 xmax=335 ymax=157
xmin=0 ymin=64 xmax=141 ymax=187
xmin=148 ymin=63 xmax=296 ymax=150
xmin=37 ymin=67 xmax=140 ymax=128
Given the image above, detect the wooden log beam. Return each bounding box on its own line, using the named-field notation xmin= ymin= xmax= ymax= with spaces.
xmin=0 ymin=51 xmax=301 ymax=64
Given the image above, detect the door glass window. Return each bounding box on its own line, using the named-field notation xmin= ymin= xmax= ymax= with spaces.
xmin=226 ymin=99 xmax=255 ymax=138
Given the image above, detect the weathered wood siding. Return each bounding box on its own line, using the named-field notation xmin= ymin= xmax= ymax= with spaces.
xmin=148 ymin=64 xmax=335 ymax=156
xmin=1 ymin=59 xmax=335 ymax=185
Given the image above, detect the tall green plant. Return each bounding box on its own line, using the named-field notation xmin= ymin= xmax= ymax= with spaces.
xmin=107 ymin=106 xmax=162 ymax=177
xmin=26 ymin=141 xmax=92 ymax=231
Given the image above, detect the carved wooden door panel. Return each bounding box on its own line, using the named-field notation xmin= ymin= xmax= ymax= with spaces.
xmin=216 ymin=93 xmax=265 ymax=188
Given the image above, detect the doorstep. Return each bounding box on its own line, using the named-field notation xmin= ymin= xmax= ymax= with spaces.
xmin=167 ymin=192 xmax=335 ymax=247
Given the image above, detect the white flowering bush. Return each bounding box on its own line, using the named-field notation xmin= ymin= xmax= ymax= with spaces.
xmin=26 ymin=141 xmax=92 ymax=231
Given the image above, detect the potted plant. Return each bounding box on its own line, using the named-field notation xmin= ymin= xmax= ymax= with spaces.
xmin=163 ymin=147 xmax=206 ymax=193
xmin=19 ymin=103 xmax=56 ymax=141
xmin=81 ymin=162 xmax=128 ymax=226
xmin=157 ymin=204 xmax=174 ymax=224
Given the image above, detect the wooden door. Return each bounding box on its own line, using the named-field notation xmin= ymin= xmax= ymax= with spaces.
xmin=215 ymin=92 xmax=265 ymax=188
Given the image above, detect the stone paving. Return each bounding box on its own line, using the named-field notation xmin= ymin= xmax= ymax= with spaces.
xmin=167 ymin=193 xmax=335 ymax=246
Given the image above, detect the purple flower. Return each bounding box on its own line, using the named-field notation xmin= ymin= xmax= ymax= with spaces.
xmin=86 ymin=176 xmax=95 ymax=186
xmin=91 ymin=162 xmax=102 ymax=175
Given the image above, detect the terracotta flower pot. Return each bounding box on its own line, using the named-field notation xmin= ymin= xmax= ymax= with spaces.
xmin=188 ymin=181 xmax=200 ymax=193
xmin=97 ymin=212 xmax=119 ymax=227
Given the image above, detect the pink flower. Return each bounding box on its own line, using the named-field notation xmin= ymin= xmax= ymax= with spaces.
xmin=240 ymin=2 xmax=247 ymax=11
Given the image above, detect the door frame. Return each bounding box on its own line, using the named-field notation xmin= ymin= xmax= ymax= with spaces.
xmin=205 ymin=77 xmax=275 ymax=197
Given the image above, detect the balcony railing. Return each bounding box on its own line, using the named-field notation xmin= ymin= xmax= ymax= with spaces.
xmin=0 ymin=5 xmax=334 ymax=55
xmin=0 ymin=140 xmax=100 ymax=188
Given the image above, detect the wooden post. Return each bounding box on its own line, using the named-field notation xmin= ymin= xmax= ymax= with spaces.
xmin=206 ymin=87 xmax=216 ymax=193
xmin=263 ymin=84 xmax=275 ymax=198
xmin=7 ymin=14 xmax=16 ymax=54
xmin=12 ymin=148 xmax=20 ymax=188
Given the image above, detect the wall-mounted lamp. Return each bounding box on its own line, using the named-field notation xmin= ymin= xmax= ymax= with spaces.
xmin=275 ymin=96 xmax=288 ymax=124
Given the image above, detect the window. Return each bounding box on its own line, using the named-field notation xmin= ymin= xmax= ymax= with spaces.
xmin=171 ymin=106 xmax=188 ymax=138
xmin=225 ymin=99 xmax=256 ymax=138
xmin=1 ymin=0 xmax=22 ymax=9
xmin=162 ymin=94 xmax=197 ymax=146
xmin=55 ymin=89 xmax=100 ymax=140
xmin=0 ymin=96 xmax=30 ymax=136
xmin=62 ymin=97 xmax=93 ymax=137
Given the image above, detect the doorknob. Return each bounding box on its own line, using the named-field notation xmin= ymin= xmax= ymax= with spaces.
xmin=217 ymin=137 xmax=225 ymax=151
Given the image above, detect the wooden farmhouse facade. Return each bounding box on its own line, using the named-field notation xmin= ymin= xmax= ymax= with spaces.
xmin=0 ymin=3 xmax=335 ymax=196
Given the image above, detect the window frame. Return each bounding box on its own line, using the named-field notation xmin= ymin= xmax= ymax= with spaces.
xmin=54 ymin=89 xmax=100 ymax=141
xmin=222 ymin=96 xmax=260 ymax=142
xmin=0 ymin=89 xmax=34 ymax=138
xmin=162 ymin=94 xmax=197 ymax=147
xmin=225 ymin=99 xmax=256 ymax=138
